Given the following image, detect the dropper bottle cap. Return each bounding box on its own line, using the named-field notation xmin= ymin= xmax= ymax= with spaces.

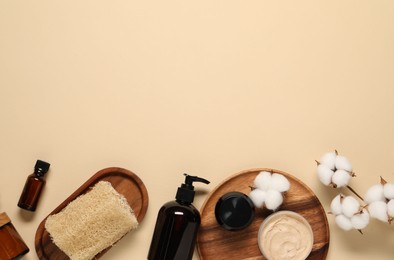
xmin=176 ymin=174 xmax=210 ymax=204
xmin=34 ymin=160 xmax=51 ymax=177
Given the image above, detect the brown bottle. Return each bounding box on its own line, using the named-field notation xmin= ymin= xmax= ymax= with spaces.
xmin=18 ymin=160 xmax=50 ymax=211
xmin=0 ymin=212 xmax=29 ymax=259
xmin=148 ymin=174 xmax=209 ymax=260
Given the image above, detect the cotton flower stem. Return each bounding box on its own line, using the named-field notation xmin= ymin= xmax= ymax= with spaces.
xmin=360 ymin=205 xmax=368 ymax=211
xmin=346 ymin=185 xmax=364 ymax=202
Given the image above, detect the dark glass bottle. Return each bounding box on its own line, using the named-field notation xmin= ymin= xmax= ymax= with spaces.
xmin=18 ymin=160 xmax=50 ymax=211
xmin=0 ymin=212 xmax=30 ymax=259
xmin=148 ymin=174 xmax=209 ymax=260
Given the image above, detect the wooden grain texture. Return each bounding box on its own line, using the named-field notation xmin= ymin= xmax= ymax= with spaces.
xmin=35 ymin=167 xmax=149 ymax=260
xmin=0 ymin=212 xmax=11 ymax=227
xmin=197 ymin=168 xmax=329 ymax=260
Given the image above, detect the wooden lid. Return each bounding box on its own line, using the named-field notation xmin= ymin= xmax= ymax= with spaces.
xmin=0 ymin=212 xmax=11 ymax=227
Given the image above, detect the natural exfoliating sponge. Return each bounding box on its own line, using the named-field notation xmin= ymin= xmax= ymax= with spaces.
xmin=45 ymin=181 xmax=138 ymax=260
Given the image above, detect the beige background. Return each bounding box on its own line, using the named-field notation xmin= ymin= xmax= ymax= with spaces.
xmin=1 ymin=1 xmax=394 ymax=259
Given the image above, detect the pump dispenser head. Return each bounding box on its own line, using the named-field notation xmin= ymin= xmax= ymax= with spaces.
xmin=176 ymin=174 xmax=210 ymax=204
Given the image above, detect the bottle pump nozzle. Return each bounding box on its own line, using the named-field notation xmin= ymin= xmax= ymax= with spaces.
xmin=176 ymin=174 xmax=210 ymax=204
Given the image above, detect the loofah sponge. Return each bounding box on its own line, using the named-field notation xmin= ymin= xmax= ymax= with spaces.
xmin=45 ymin=181 xmax=138 ymax=260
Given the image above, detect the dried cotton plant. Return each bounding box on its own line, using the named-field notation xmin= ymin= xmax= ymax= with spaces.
xmin=249 ymin=171 xmax=290 ymax=211
xmin=316 ymin=151 xmax=394 ymax=233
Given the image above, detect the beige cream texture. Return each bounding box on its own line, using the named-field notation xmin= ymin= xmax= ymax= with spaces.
xmin=1 ymin=1 xmax=394 ymax=259
xmin=45 ymin=181 xmax=138 ymax=260
xmin=259 ymin=211 xmax=313 ymax=260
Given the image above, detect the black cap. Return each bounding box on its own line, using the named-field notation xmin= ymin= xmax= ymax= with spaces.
xmin=175 ymin=174 xmax=210 ymax=204
xmin=34 ymin=160 xmax=51 ymax=176
xmin=215 ymin=192 xmax=255 ymax=231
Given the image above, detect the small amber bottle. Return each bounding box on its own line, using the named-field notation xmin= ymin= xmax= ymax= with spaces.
xmin=18 ymin=160 xmax=51 ymax=211
xmin=0 ymin=212 xmax=29 ymax=259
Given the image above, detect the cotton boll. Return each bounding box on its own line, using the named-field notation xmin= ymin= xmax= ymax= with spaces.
xmin=249 ymin=189 xmax=266 ymax=208
xmin=319 ymin=151 xmax=337 ymax=170
xmin=364 ymin=184 xmax=385 ymax=204
xmin=270 ymin=173 xmax=290 ymax=192
xmin=383 ymin=183 xmax=394 ymax=200
xmin=351 ymin=210 xmax=370 ymax=230
xmin=387 ymin=199 xmax=394 ymax=218
xmin=368 ymin=201 xmax=388 ymax=223
xmin=265 ymin=190 xmax=283 ymax=210
xmin=335 ymin=155 xmax=352 ymax=172
xmin=332 ymin=170 xmax=351 ymax=188
xmin=317 ymin=164 xmax=334 ymax=186
xmin=330 ymin=194 xmax=343 ymax=215
xmin=341 ymin=196 xmax=360 ymax=218
xmin=254 ymin=171 xmax=272 ymax=191
xmin=335 ymin=214 xmax=353 ymax=231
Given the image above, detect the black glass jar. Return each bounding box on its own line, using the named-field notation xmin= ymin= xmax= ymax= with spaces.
xmin=215 ymin=192 xmax=255 ymax=231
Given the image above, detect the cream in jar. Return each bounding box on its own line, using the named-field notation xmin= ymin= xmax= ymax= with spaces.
xmin=258 ymin=211 xmax=313 ymax=260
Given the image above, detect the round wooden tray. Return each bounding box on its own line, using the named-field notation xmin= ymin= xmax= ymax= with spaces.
xmin=35 ymin=167 xmax=149 ymax=260
xmin=197 ymin=168 xmax=329 ymax=260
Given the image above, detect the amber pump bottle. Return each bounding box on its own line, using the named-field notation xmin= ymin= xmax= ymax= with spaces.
xmin=18 ymin=160 xmax=50 ymax=211
xmin=148 ymin=174 xmax=209 ymax=260
xmin=0 ymin=212 xmax=29 ymax=259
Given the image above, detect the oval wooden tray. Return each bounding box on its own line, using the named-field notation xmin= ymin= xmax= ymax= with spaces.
xmin=35 ymin=167 xmax=149 ymax=260
xmin=197 ymin=168 xmax=329 ymax=260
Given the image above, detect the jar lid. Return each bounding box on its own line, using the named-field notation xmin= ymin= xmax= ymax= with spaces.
xmin=0 ymin=212 xmax=11 ymax=227
xmin=215 ymin=192 xmax=255 ymax=231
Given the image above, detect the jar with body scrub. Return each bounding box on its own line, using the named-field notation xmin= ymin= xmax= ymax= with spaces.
xmin=258 ymin=211 xmax=313 ymax=260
